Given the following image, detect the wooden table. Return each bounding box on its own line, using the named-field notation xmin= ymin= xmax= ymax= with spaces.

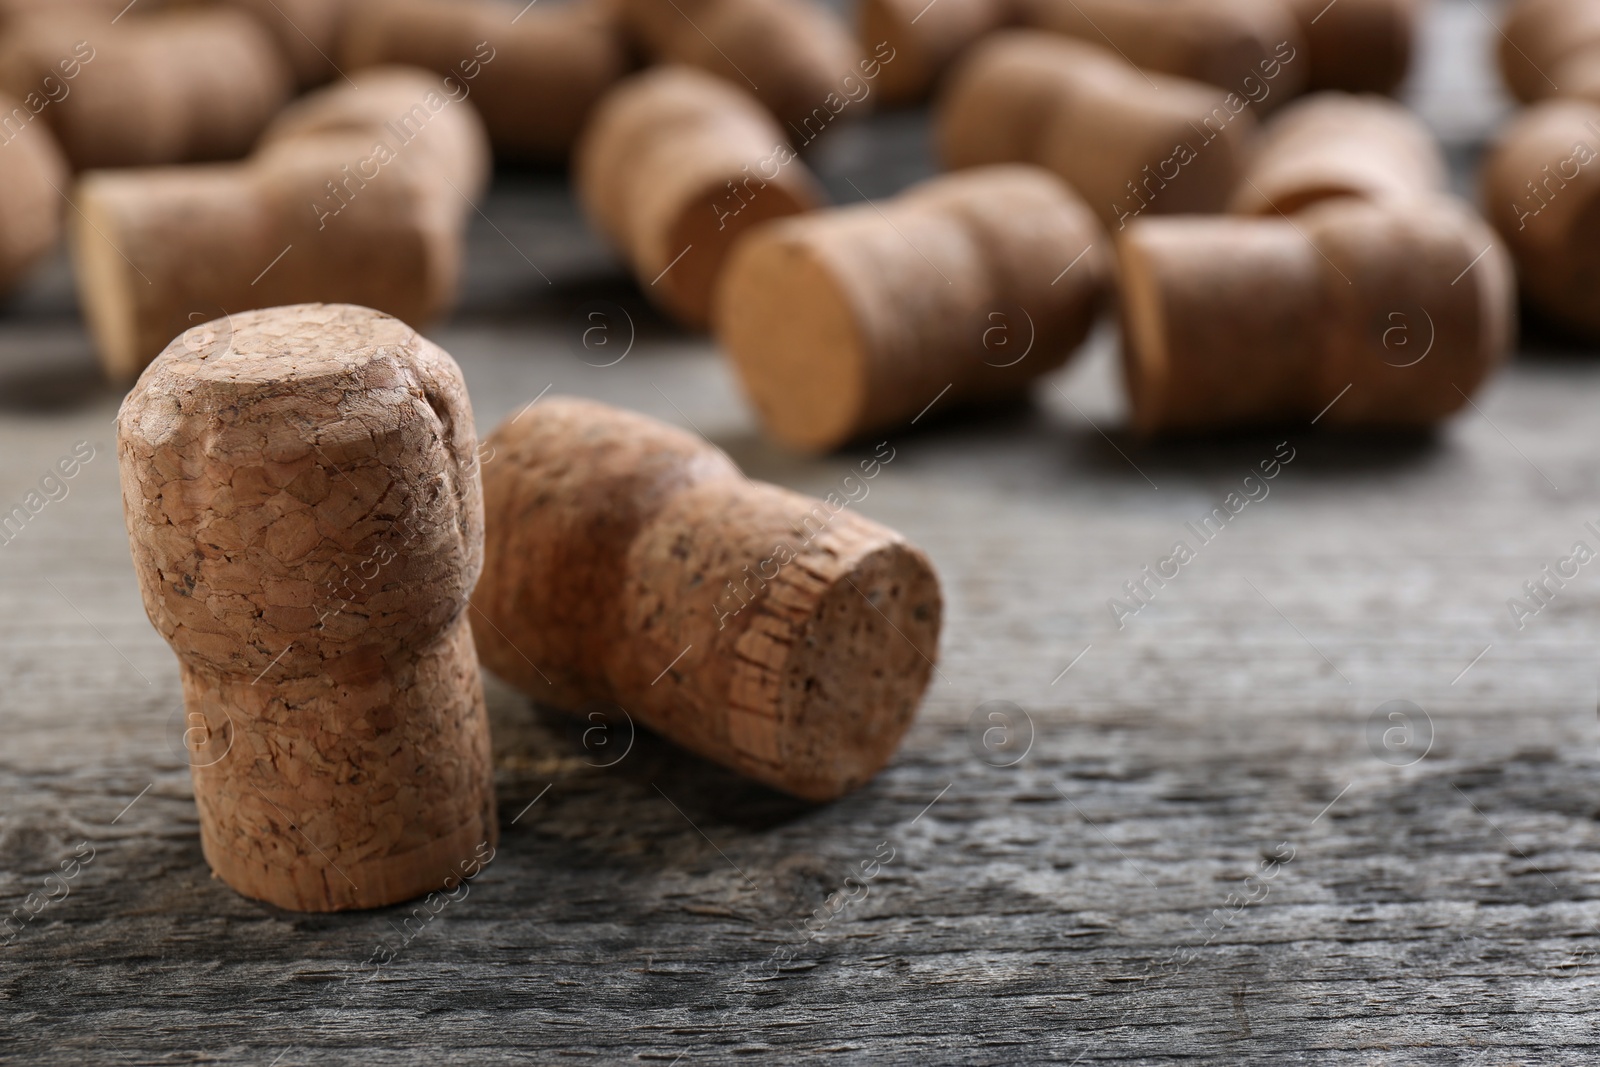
xmin=5 ymin=1 xmax=1597 ymax=1061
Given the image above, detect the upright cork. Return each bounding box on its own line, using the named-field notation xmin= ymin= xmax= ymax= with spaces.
xmin=473 ymin=396 xmax=942 ymax=802
xmin=715 ymin=165 xmax=1108 ymax=453
xmin=858 ymin=0 xmax=1014 ymax=105
xmin=616 ymin=0 xmax=867 ymax=132
xmin=1283 ymin=0 xmax=1421 ymax=94
xmin=1481 ymin=98 xmax=1600 ymax=339
xmin=1018 ymin=0 xmax=1307 ymax=103
xmin=576 ymin=67 xmax=826 ymax=330
xmin=0 ymin=90 xmax=67 ymax=296
xmin=1229 ymin=92 xmax=1447 ymax=215
xmin=117 ymin=303 xmax=496 ymax=912
xmin=1498 ymin=0 xmax=1600 ymax=104
xmin=342 ymin=0 xmax=629 ymax=161
xmin=0 ymin=8 xmax=291 ymax=169
xmin=1118 ymin=196 xmax=1513 ymax=435
xmin=71 ymin=67 xmax=490 ymax=381
xmin=937 ymin=32 xmax=1259 ymax=229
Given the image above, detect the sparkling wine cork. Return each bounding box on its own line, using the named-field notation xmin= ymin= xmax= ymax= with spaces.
xmin=342 ymin=0 xmax=630 ymax=160
xmin=473 ymin=396 xmax=943 ymax=802
xmin=714 ymin=165 xmax=1108 ymax=452
xmin=616 ymin=0 xmax=865 ymax=130
xmin=1498 ymin=0 xmax=1600 ymax=104
xmin=576 ymin=66 xmax=825 ymax=329
xmin=858 ymin=0 xmax=1014 ymax=105
xmin=937 ymin=31 xmax=1259 ymax=229
xmin=1229 ymin=92 xmax=1446 ymax=215
xmin=1118 ymin=196 xmax=1513 ymax=434
xmin=1019 ymin=0 xmax=1307 ymax=102
xmin=1482 ymin=98 xmax=1600 ymax=339
xmin=0 ymin=90 xmax=67 ymax=296
xmin=1283 ymin=0 xmax=1421 ymax=94
xmin=117 ymin=303 xmax=496 ymax=912
xmin=72 ymin=67 xmax=489 ymax=381
xmin=0 ymin=8 xmax=291 ymax=169
xmin=222 ymin=0 xmax=353 ymax=88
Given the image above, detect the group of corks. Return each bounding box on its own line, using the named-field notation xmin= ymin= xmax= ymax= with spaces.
xmin=0 ymin=0 xmax=1559 ymax=912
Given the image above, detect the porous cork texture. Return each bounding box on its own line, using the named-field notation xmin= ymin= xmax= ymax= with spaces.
xmin=472 ymin=397 xmax=943 ymax=802
xmin=117 ymin=303 xmax=496 ymax=911
xmin=1229 ymin=92 xmax=1446 ymax=215
xmin=72 ymin=66 xmax=489 ymax=382
xmin=1482 ymin=98 xmax=1600 ymax=340
xmin=937 ymin=31 xmax=1258 ymax=228
xmin=576 ymin=66 xmax=826 ymax=329
xmin=714 ymin=165 xmax=1108 ymax=453
xmin=1118 ymin=196 xmax=1515 ymax=434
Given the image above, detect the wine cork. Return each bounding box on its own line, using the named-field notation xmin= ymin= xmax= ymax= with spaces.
xmin=714 ymin=165 xmax=1108 ymax=453
xmin=1283 ymin=0 xmax=1421 ymax=94
xmin=1019 ymin=0 xmax=1307 ymax=102
xmin=71 ymin=66 xmax=489 ymax=381
xmin=937 ymin=32 xmax=1259 ymax=229
xmin=1229 ymin=92 xmax=1446 ymax=215
xmin=117 ymin=303 xmax=496 ymax=912
xmin=858 ymin=0 xmax=1014 ymax=105
xmin=576 ymin=66 xmax=825 ymax=330
xmin=0 ymin=90 xmax=67 ymax=296
xmin=472 ymin=396 xmax=943 ymax=802
xmin=616 ymin=0 xmax=865 ymax=131
xmin=1498 ymin=0 xmax=1600 ymax=104
xmin=1482 ymin=98 xmax=1600 ymax=339
xmin=342 ymin=0 xmax=629 ymax=161
xmin=222 ymin=0 xmax=353 ymax=88
xmin=0 ymin=8 xmax=291 ymax=169
xmin=1118 ymin=196 xmax=1513 ymax=435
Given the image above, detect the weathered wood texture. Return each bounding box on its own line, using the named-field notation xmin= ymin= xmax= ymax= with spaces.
xmin=5 ymin=1 xmax=1600 ymax=1062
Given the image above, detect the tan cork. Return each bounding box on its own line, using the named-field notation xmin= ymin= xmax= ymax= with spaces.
xmin=0 ymin=8 xmax=291 ymax=170
xmin=342 ymin=0 xmax=630 ymax=161
xmin=937 ymin=31 xmax=1259 ymax=230
xmin=1283 ymin=0 xmax=1420 ymax=94
xmin=714 ymin=165 xmax=1108 ymax=453
xmin=116 ymin=303 xmax=496 ymax=912
xmin=1482 ymin=98 xmax=1600 ymax=339
xmin=576 ymin=66 xmax=826 ymax=330
xmin=858 ymin=0 xmax=1014 ymax=105
xmin=616 ymin=0 xmax=865 ymax=132
xmin=1499 ymin=0 xmax=1600 ymax=104
xmin=222 ymin=0 xmax=354 ymax=88
xmin=1118 ymin=195 xmax=1514 ymax=435
xmin=71 ymin=66 xmax=489 ymax=382
xmin=472 ymin=396 xmax=942 ymax=802
xmin=1019 ymin=0 xmax=1307 ymax=102
xmin=1229 ymin=92 xmax=1446 ymax=215
xmin=0 ymin=90 xmax=67 ymax=296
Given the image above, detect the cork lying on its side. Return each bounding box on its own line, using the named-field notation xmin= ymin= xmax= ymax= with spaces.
xmin=1229 ymin=92 xmax=1447 ymax=215
xmin=714 ymin=165 xmax=1108 ymax=453
xmin=0 ymin=91 xmax=67 ymax=296
xmin=576 ymin=67 xmax=826 ymax=330
xmin=1019 ymin=0 xmax=1307 ymax=103
xmin=342 ymin=0 xmax=629 ymax=161
xmin=1118 ymin=196 xmax=1514 ymax=435
xmin=1482 ymin=98 xmax=1600 ymax=339
xmin=1498 ymin=0 xmax=1600 ymax=104
xmin=0 ymin=9 xmax=291 ymax=169
xmin=1283 ymin=0 xmax=1420 ymax=94
xmin=858 ymin=0 xmax=1014 ymax=105
xmin=223 ymin=0 xmax=354 ymax=88
xmin=473 ymin=397 xmax=943 ymax=802
xmin=117 ymin=303 xmax=496 ymax=912
xmin=72 ymin=66 xmax=490 ymax=381
xmin=616 ymin=0 xmax=867 ymax=131
xmin=937 ymin=32 xmax=1259 ymax=228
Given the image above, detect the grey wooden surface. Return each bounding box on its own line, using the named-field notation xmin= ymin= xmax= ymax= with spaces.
xmin=7 ymin=1 xmax=1600 ymax=1062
